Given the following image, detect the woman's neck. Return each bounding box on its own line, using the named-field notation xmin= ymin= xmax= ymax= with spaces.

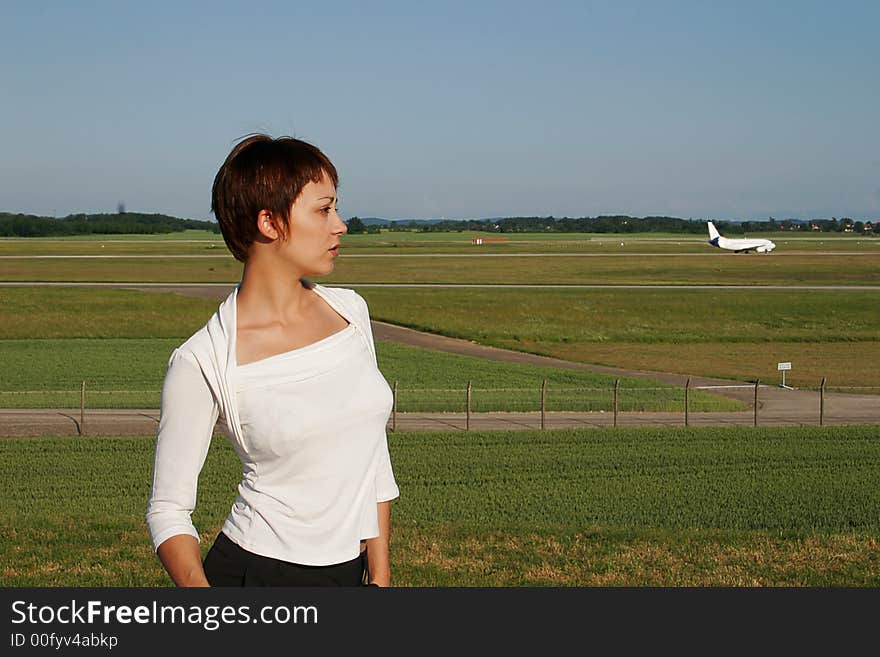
xmin=236 ymin=258 xmax=311 ymax=325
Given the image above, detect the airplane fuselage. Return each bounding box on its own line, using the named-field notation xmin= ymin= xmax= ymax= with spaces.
xmin=709 ymin=235 xmax=776 ymax=253
xmin=707 ymin=221 xmax=776 ymax=253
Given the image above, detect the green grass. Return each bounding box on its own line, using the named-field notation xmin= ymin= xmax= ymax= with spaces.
xmin=2 ymin=229 xmax=878 ymax=285
xmin=0 ymin=287 xmax=219 ymax=339
xmin=361 ymin=287 xmax=880 ymax=344
xmin=4 ymin=230 xmax=876 ymax=255
xmin=0 ymin=229 xmax=221 ymax=242
xmin=0 ymin=338 xmax=741 ymax=411
xmin=1 ymin=285 xmax=877 ymax=396
xmin=377 ymin=342 xmax=738 ymax=412
xmin=0 ymin=338 xmax=178 ymax=408
xmin=5 ymin=286 xmax=868 ymax=346
xmin=2 ymin=426 xmax=879 ymax=586
xmin=392 ymin=426 xmax=880 ymax=530
xmin=358 ymin=287 xmax=880 ymax=387
xmin=0 ymin=287 xmax=741 ymax=412
xmin=3 ymin=252 xmax=878 ymax=285
xmin=324 ymin=253 xmax=880 ymax=285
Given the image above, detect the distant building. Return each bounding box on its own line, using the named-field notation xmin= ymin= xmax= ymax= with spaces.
xmin=471 ymin=236 xmax=509 ymax=245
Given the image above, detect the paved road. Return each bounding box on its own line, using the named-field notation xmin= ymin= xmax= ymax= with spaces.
xmin=2 ymin=399 xmax=877 ymax=438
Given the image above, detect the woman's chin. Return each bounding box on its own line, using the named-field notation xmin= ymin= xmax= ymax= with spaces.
xmin=308 ymin=263 xmax=335 ymax=278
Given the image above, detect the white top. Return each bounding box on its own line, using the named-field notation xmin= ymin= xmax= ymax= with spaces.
xmin=145 ymin=284 xmax=399 ymax=566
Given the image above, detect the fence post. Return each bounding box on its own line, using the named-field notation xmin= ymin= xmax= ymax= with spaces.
xmin=684 ymin=378 xmax=690 ymax=427
xmin=392 ymin=380 xmax=398 ymax=432
xmin=466 ymin=381 xmax=471 ymax=431
xmin=754 ymin=379 xmax=760 ymax=427
xmin=541 ymin=379 xmax=546 ymax=430
xmin=820 ymin=377 xmax=826 ymax=426
xmin=613 ymin=379 xmax=619 ymax=427
xmin=80 ymin=380 xmax=86 ymax=436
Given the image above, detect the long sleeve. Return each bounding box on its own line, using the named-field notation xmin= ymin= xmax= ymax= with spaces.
xmin=145 ymin=349 xmax=219 ymax=551
xmin=375 ymin=432 xmax=399 ymax=502
xmin=350 ymin=290 xmax=400 ymax=503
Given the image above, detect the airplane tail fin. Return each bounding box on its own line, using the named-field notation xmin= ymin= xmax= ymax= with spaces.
xmin=707 ymin=221 xmax=721 ymax=241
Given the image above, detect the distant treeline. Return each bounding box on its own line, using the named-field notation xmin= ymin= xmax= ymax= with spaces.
xmin=0 ymin=212 xmax=221 ymax=237
xmin=2 ymin=211 xmax=874 ymax=238
xmin=385 ymin=216 xmax=874 ymax=235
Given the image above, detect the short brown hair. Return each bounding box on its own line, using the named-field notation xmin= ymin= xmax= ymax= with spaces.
xmin=211 ymin=134 xmax=339 ymax=262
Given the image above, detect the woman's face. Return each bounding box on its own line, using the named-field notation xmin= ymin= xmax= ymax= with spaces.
xmin=276 ymin=173 xmax=348 ymax=277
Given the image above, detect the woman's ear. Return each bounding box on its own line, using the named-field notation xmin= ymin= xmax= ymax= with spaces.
xmin=256 ymin=210 xmax=282 ymax=240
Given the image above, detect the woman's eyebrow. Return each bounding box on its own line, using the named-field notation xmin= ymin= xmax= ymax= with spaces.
xmin=316 ymin=195 xmax=336 ymax=203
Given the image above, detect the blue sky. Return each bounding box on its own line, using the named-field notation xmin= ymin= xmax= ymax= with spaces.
xmin=1 ymin=1 xmax=878 ymax=221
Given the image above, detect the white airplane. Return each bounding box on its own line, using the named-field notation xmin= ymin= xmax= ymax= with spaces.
xmin=707 ymin=221 xmax=776 ymax=253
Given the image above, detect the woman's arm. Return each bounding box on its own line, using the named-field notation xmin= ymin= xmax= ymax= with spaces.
xmin=146 ymin=350 xmax=219 ymax=585
xmin=156 ymin=535 xmax=210 ymax=587
xmin=353 ymin=291 xmax=398 ymax=587
xmin=365 ymin=501 xmax=392 ymax=586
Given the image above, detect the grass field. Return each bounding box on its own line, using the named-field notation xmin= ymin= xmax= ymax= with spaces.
xmin=3 ymin=252 xmax=878 ymax=285
xmin=0 ymin=286 xmax=741 ymax=411
xmin=2 ymin=426 xmax=879 ymax=586
xmin=3 ymin=229 xmax=878 ymax=255
xmin=0 ymin=337 xmax=740 ymax=412
xmin=2 ymin=233 xmax=877 ymax=588
xmin=2 ymin=229 xmax=878 ymax=287
xmin=2 ymin=229 xmax=878 ymax=389
xmin=0 ymin=230 xmax=222 ymax=242
xmin=357 ymin=287 xmax=880 ymax=388
xmin=1 ymin=281 xmax=877 ymax=390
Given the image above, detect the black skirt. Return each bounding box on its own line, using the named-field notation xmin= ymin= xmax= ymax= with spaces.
xmin=203 ymin=531 xmax=368 ymax=587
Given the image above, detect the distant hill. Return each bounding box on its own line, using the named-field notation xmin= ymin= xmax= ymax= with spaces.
xmin=0 ymin=212 xmax=220 ymax=237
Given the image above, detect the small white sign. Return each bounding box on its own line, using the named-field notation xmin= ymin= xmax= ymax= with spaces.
xmin=777 ymin=362 xmax=792 ymax=371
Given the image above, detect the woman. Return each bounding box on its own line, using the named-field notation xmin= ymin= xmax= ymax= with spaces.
xmin=145 ymin=134 xmax=399 ymax=587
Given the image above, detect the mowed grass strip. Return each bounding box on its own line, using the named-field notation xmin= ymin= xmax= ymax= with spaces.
xmin=325 ymin=252 xmax=880 ymax=285
xmin=0 ymin=229 xmax=880 ymax=255
xmin=0 ymin=338 xmax=178 ymax=408
xmin=0 ymin=241 xmax=229 ymax=256
xmin=3 ymin=251 xmax=879 ymax=285
xmin=376 ymin=342 xmax=738 ymax=412
xmin=0 ymin=288 xmax=740 ymax=411
xmin=540 ymin=341 xmax=880 ymax=391
xmin=2 ymin=426 xmax=878 ymax=586
xmin=4 ymin=231 xmax=876 ymax=256
xmin=358 ymin=287 xmax=880 ymax=387
xmin=0 ymin=257 xmax=242 ymax=282
xmin=0 ymin=338 xmax=739 ymax=411
xmin=0 ymin=287 xmax=219 ymax=339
